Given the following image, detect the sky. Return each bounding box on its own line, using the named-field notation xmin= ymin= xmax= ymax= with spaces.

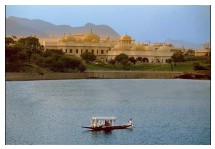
xmin=6 ymin=5 xmax=210 ymax=43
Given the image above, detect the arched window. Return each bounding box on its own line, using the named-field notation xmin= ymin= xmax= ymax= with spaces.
xmin=142 ymin=57 xmax=149 ymax=63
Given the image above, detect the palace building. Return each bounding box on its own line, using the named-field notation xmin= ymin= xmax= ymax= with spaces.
xmin=194 ymin=42 xmax=211 ymax=56
xmin=40 ymin=31 xmax=188 ymax=63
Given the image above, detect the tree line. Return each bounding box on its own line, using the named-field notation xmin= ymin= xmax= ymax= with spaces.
xmin=6 ymin=36 xmax=210 ymax=72
xmin=6 ymin=36 xmax=86 ymax=72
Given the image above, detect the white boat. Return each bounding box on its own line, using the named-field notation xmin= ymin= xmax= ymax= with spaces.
xmin=82 ymin=117 xmax=134 ymax=131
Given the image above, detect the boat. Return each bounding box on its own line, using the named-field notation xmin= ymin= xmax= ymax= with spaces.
xmin=82 ymin=117 xmax=134 ymax=131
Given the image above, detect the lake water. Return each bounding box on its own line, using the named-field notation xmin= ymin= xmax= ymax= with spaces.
xmin=6 ymin=79 xmax=210 ymax=145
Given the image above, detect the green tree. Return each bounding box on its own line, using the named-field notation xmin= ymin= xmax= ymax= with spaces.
xmin=166 ymin=59 xmax=173 ymax=71
xmin=31 ymin=53 xmax=45 ymax=67
xmin=78 ymin=63 xmax=86 ymax=72
xmin=6 ymin=44 xmax=29 ymax=72
xmin=114 ymin=53 xmax=130 ymax=69
xmin=45 ymin=55 xmax=85 ymax=72
xmin=44 ymin=56 xmax=56 ymax=68
xmin=114 ymin=53 xmax=129 ymax=63
xmin=108 ymin=59 xmax=116 ymax=65
xmin=6 ymin=45 xmax=19 ymax=62
xmin=142 ymin=57 xmax=149 ymax=63
xmin=55 ymin=58 xmax=65 ymax=72
xmin=171 ymin=52 xmax=185 ymax=66
xmin=43 ymin=49 xmax=64 ymax=57
xmin=62 ymin=56 xmax=84 ymax=72
xmin=15 ymin=36 xmax=42 ymax=63
xmin=184 ymin=49 xmax=195 ymax=56
xmin=6 ymin=37 xmax=16 ymax=45
xmin=5 ymin=36 xmax=86 ymax=73
xmin=80 ymin=51 xmax=96 ymax=63
xmin=121 ymin=58 xmax=129 ymax=66
xmin=17 ymin=51 xmax=28 ymax=64
xmin=129 ymin=56 xmax=137 ymax=65
xmin=136 ymin=57 xmax=143 ymax=62
xmin=193 ymin=63 xmax=208 ymax=70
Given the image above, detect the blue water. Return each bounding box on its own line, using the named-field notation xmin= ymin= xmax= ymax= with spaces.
xmin=6 ymin=79 xmax=210 ymax=144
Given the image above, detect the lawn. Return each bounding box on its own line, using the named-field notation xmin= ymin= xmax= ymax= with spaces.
xmin=85 ymin=62 xmax=195 ymax=72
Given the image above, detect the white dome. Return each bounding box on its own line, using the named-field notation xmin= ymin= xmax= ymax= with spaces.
xmin=157 ymin=45 xmax=171 ymax=52
xmin=58 ymin=34 xmax=77 ymax=43
xmin=120 ymin=34 xmax=132 ymax=41
xmin=131 ymin=43 xmax=145 ymax=51
xmin=145 ymin=45 xmax=156 ymax=51
xmin=112 ymin=43 xmax=132 ymax=51
xmin=82 ymin=31 xmax=100 ymax=43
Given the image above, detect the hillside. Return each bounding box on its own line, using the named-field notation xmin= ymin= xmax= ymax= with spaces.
xmin=6 ymin=16 xmax=120 ymax=39
xmin=165 ymin=39 xmax=203 ymax=49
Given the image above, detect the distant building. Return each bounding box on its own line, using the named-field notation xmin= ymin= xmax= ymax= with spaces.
xmin=195 ymin=49 xmax=210 ymax=56
xmin=107 ymin=34 xmax=175 ymax=63
xmin=40 ymin=31 xmax=186 ymax=63
xmin=195 ymin=42 xmax=211 ymax=56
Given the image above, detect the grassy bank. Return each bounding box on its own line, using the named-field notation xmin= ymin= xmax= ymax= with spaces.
xmin=6 ymin=71 xmax=183 ymax=81
xmin=6 ymin=61 xmax=209 ymax=74
xmin=86 ymin=62 xmax=194 ymax=72
xmin=6 ymin=54 xmax=210 ymax=80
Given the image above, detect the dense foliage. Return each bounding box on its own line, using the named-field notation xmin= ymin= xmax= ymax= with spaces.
xmin=80 ymin=51 xmax=96 ymax=63
xmin=108 ymin=59 xmax=116 ymax=65
xmin=6 ymin=36 xmax=86 ymax=73
xmin=171 ymin=51 xmax=185 ymax=65
xmin=193 ymin=62 xmax=209 ymax=71
xmin=6 ymin=37 xmax=210 ymax=78
xmin=129 ymin=56 xmax=137 ymax=65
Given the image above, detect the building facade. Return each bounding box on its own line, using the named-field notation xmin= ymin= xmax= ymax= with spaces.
xmin=194 ymin=42 xmax=211 ymax=56
xmin=41 ymin=31 xmax=183 ymax=63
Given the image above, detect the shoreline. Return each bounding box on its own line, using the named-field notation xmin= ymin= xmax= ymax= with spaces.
xmin=6 ymin=71 xmax=184 ymax=81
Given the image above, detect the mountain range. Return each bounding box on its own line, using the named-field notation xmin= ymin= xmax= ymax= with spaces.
xmin=6 ymin=16 xmax=120 ymax=39
xmin=165 ymin=39 xmax=203 ymax=49
xmin=6 ymin=16 xmax=204 ymax=49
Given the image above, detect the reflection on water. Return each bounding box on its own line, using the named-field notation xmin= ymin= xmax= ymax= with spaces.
xmin=6 ymin=79 xmax=210 ymax=144
xmin=91 ymin=130 xmax=112 ymax=137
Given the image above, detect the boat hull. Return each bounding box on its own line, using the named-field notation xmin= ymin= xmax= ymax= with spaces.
xmin=82 ymin=124 xmax=132 ymax=131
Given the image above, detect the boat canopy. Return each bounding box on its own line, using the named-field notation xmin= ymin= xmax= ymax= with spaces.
xmin=91 ymin=117 xmax=116 ymax=127
xmin=92 ymin=117 xmax=116 ymax=120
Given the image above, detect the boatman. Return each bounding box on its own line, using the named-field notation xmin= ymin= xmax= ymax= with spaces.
xmin=128 ymin=119 xmax=133 ymax=126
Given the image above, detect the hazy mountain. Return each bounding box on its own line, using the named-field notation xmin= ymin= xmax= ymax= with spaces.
xmin=165 ymin=39 xmax=203 ymax=49
xmin=6 ymin=16 xmax=120 ymax=39
xmin=6 ymin=17 xmax=48 ymax=37
xmin=6 ymin=16 xmax=205 ymax=49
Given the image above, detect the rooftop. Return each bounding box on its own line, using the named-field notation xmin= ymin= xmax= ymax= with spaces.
xmin=92 ymin=117 xmax=116 ymax=120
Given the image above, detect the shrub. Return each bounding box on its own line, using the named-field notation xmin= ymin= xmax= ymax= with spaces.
xmin=193 ymin=63 xmax=208 ymax=70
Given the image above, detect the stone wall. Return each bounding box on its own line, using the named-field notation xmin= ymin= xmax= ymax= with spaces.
xmin=6 ymin=71 xmax=183 ymax=81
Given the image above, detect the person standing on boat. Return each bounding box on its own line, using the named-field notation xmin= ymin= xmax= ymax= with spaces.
xmin=128 ymin=119 xmax=133 ymax=126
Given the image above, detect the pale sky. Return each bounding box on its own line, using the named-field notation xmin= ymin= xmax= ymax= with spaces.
xmin=6 ymin=5 xmax=210 ymax=43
